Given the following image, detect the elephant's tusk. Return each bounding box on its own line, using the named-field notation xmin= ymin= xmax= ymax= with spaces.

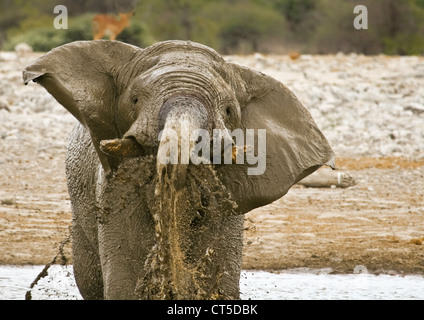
xmin=100 ymin=138 xmax=144 ymax=157
xmin=231 ymin=145 xmax=252 ymax=163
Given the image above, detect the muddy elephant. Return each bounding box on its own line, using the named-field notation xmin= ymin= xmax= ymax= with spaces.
xmin=23 ymin=40 xmax=334 ymax=300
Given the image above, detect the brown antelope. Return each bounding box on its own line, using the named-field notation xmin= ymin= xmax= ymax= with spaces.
xmin=92 ymin=12 xmax=133 ymax=41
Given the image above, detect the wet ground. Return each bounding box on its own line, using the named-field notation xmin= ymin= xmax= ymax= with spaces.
xmin=1 ymin=265 xmax=423 ymax=300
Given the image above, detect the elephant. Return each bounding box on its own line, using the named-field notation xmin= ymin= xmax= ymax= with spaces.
xmin=23 ymin=40 xmax=334 ymax=300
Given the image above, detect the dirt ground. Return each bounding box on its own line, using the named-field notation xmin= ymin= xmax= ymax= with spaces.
xmin=1 ymin=51 xmax=423 ymax=275
xmin=244 ymin=158 xmax=424 ymax=274
xmin=1 ymin=150 xmax=423 ymax=274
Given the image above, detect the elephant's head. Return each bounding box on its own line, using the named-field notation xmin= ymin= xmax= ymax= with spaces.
xmin=23 ymin=40 xmax=334 ymax=299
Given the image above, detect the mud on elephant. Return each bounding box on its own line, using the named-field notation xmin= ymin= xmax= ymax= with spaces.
xmin=23 ymin=40 xmax=334 ymax=300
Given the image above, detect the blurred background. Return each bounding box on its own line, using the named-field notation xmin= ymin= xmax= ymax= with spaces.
xmin=1 ymin=0 xmax=424 ymax=55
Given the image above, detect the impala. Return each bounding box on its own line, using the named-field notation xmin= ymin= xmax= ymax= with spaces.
xmin=92 ymin=12 xmax=133 ymax=40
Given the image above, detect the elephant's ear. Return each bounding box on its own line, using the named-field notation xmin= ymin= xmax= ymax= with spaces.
xmin=23 ymin=40 xmax=142 ymax=172
xmin=221 ymin=63 xmax=335 ymax=214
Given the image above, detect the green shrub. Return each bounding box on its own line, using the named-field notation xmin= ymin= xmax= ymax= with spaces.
xmin=383 ymin=33 xmax=424 ymax=55
xmin=63 ymin=14 xmax=94 ymax=43
xmin=4 ymin=26 xmax=62 ymax=52
xmin=115 ymin=18 xmax=155 ymax=48
xmin=198 ymin=1 xmax=287 ymax=54
xmin=4 ymin=13 xmax=153 ymax=52
xmin=4 ymin=14 xmax=90 ymax=51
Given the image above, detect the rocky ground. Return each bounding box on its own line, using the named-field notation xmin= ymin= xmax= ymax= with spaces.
xmin=1 ymin=49 xmax=423 ymax=274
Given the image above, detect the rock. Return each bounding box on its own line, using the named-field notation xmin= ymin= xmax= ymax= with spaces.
xmin=353 ymin=265 xmax=368 ymax=274
xmin=0 ymin=99 xmax=10 ymax=112
xmin=0 ymin=52 xmax=17 ymax=61
xmin=253 ymin=52 xmax=267 ymax=69
xmin=14 ymin=43 xmax=33 ymax=56
xmin=404 ymin=104 xmax=424 ymax=115
xmin=1 ymin=198 xmax=16 ymax=206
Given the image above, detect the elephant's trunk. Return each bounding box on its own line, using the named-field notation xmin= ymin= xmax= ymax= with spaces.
xmin=135 ymin=96 xmax=237 ymax=299
xmin=156 ymin=96 xmax=209 ymax=190
xmin=155 ymin=96 xmax=208 ymax=298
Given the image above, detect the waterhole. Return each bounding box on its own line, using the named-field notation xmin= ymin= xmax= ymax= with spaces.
xmin=1 ymin=265 xmax=423 ymax=300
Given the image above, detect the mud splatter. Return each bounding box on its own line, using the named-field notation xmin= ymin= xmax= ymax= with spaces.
xmin=135 ymin=163 xmax=238 ymax=299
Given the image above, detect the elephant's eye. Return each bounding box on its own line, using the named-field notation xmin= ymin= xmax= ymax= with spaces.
xmin=226 ymin=107 xmax=232 ymax=116
xmin=132 ymin=97 xmax=139 ymax=104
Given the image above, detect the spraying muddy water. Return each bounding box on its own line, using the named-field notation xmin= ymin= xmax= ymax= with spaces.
xmin=136 ymin=161 xmax=243 ymax=299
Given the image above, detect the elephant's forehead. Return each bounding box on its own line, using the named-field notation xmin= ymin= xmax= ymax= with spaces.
xmin=139 ymin=62 xmax=230 ymax=104
xmin=145 ymin=40 xmax=224 ymax=65
xmin=149 ymin=58 xmax=214 ymax=77
xmin=158 ymin=51 xmax=218 ymax=69
xmin=137 ymin=55 xmax=224 ymax=90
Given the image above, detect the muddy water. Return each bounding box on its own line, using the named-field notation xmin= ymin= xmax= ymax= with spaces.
xmin=1 ymin=265 xmax=423 ymax=300
xmin=240 ymin=270 xmax=424 ymax=300
xmin=137 ymin=161 xmax=242 ymax=299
